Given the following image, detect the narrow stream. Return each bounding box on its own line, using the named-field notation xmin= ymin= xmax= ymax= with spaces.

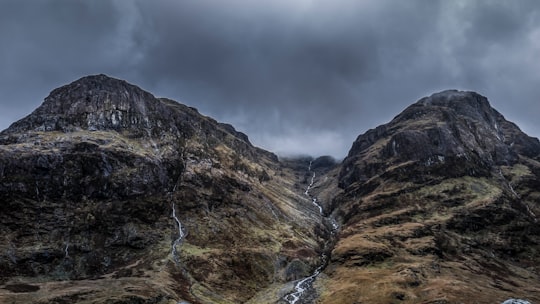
xmin=283 ymin=162 xmax=336 ymax=304
xmin=171 ymin=203 xmax=185 ymax=264
xmin=170 ymin=173 xmax=186 ymax=265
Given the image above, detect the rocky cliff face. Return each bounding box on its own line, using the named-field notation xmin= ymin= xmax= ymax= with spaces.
xmin=0 ymin=75 xmax=329 ymax=304
xmin=320 ymin=90 xmax=540 ymax=303
xmin=340 ymin=90 xmax=540 ymax=188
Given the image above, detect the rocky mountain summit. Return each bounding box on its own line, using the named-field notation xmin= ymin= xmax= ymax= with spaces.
xmin=0 ymin=76 xmax=539 ymax=304
xmin=340 ymin=90 xmax=540 ymax=187
xmin=5 ymin=74 xmax=164 ymax=134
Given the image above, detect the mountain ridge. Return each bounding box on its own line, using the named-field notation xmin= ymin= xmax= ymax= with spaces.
xmin=1 ymin=75 xmax=539 ymax=304
xmin=2 ymin=74 xmax=255 ymax=148
xmin=339 ymin=89 xmax=540 ymax=189
xmin=0 ymin=74 xmax=328 ymax=303
xmin=323 ymin=89 xmax=540 ymax=303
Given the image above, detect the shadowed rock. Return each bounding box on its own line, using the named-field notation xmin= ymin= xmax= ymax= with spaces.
xmin=340 ymin=90 xmax=540 ymax=188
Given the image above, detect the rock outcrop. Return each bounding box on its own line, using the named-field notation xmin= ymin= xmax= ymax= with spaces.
xmin=340 ymin=90 xmax=540 ymax=188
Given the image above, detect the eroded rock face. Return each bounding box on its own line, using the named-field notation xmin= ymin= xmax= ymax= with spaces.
xmin=340 ymin=90 xmax=540 ymax=189
xmin=0 ymin=75 xmax=327 ymax=304
xmin=5 ymin=74 xmax=180 ymax=136
xmin=321 ymin=90 xmax=540 ymax=304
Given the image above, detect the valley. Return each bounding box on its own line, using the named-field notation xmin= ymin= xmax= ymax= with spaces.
xmin=0 ymin=76 xmax=539 ymax=303
xmin=282 ymin=161 xmax=337 ymax=304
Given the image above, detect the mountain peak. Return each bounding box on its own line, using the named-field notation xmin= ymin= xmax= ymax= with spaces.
xmin=39 ymin=74 xmax=156 ymax=118
xmin=51 ymin=73 xmax=151 ymax=97
xmin=340 ymin=90 xmax=540 ymax=188
xmin=2 ymin=74 xmax=171 ymax=135
xmin=415 ymin=89 xmax=495 ymax=123
xmin=418 ymin=89 xmax=483 ymax=105
xmin=0 ymin=74 xmax=261 ymax=156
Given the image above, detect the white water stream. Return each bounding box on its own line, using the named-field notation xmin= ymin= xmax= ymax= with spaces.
xmin=284 ymin=258 xmax=327 ymax=304
xmin=171 ymin=203 xmax=185 ymax=264
xmin=170 ymin=171 xmax=186 ymax=265
xmin=284 ymin=162 xmax=331 ymax=304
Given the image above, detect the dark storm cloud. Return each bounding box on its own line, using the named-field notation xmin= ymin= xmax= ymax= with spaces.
xmin=130 ymin=0 xmax=444 ymax=156
xmin=1 ymin=0 xmax=540 ymax=157
xmin=0 ymin=0 xmax=144 ymax=126
xmin=135 ymin=1 xmax=381 ymax=114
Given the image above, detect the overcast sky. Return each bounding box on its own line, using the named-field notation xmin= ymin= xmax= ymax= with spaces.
xmin=1 ymin=0 xmax=539 ymax=158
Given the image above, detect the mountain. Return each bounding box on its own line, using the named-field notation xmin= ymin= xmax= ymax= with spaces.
xmin=1 ymin=76 xmax=539 ymax=304
xmin=0 ymin=75 xmax=332 ymax=303
xmin=320 ymin=90 xmax=540 ymax=303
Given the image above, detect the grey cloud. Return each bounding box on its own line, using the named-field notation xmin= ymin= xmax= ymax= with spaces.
xmin=1 ymin=0 xmax=540 ymax=157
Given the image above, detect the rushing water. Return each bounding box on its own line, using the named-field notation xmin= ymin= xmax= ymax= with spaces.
xmin=283 ymin=257 xmax=327 ymax=304
xmin=283 ymin=162 xmax=336 ymax=304
xmin=501 ymin=300 xmax=531 ymax=304
xmin=171 ymin=203 xmax=185 ymax=264
xmin=170 ymin=173 xmax=186 ymax=265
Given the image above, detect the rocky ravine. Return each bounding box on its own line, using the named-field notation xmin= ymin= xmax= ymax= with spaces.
xmin=0 ymin=75 xmax=333 ymax=304
xmin=0 ymin=76 xmax=539 ymax=304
